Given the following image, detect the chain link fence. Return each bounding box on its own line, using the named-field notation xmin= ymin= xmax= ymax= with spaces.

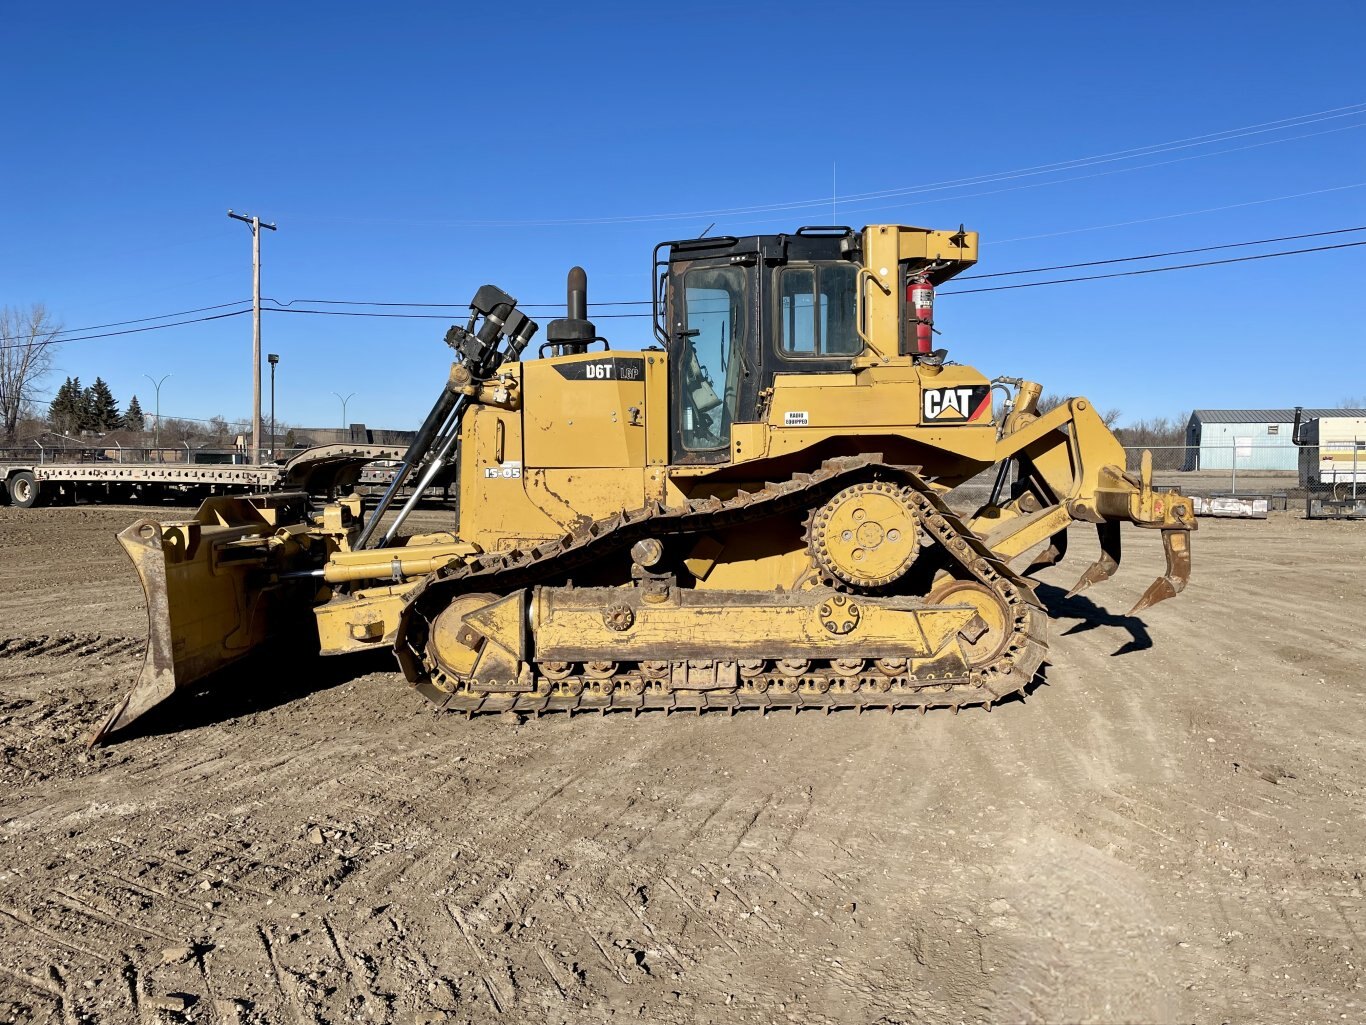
xmin=1123 ymin=439 xmax=1364 ymax=498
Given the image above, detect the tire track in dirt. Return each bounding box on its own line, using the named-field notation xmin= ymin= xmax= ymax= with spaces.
xmin=0 ymin=635 xmax=142 ymax=659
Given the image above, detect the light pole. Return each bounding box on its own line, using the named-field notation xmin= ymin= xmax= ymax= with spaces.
xmin=333 ymin=391 xmax=355 ymax=437
xmin=144 ymin=373 xmax=171 ymax=463
xmin=268 ymin=353 xmax=279 ymax=461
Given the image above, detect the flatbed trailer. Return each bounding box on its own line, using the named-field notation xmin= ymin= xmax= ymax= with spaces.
xmin=0 ymin=443 xmax=405 ymax=508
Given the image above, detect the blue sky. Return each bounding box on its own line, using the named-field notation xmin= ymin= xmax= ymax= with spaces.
xmin=3 ymin=2 xmax=1364 ymax=431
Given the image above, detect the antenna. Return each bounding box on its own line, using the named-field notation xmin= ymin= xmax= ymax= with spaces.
xmin=832 ymin=162 xmax=836 ymax=224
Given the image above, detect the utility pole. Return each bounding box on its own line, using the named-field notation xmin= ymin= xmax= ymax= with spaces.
xmin=228 ymin=209 xmax=277 ymax=464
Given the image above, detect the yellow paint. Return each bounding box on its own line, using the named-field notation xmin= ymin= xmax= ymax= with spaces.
xmin=522 ymin=351 xmax=648 ymax=468
xmin=531 ymin=587 xmax=975 ymax=661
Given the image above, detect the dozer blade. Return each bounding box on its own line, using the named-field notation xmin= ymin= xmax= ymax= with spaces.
xmin=1065 ymin=521 xmax=1121 ymax=598
xmin=88 ymin=493 xmax=321 ymax=746
xmin=1128 ymin=527 xmax=1192 ymax=615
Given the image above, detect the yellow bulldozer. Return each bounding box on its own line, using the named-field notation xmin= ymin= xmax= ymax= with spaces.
xmin=91 ymin=224 xmax=1196 ymax=742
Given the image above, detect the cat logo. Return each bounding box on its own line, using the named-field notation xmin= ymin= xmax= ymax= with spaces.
xmin=922 ymin=385 xmax=992 ymax=423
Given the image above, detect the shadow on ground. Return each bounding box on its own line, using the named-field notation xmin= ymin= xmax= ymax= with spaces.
xmin=100 ymin=644 xmax=399 ymax=744
xmin=1036 ymin=582 xmax=1152 ymax=655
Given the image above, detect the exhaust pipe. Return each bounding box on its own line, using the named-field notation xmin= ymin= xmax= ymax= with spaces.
xmin=544 ymin=267 xmax=597 ymax=356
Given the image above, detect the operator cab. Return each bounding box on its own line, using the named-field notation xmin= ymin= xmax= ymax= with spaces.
xmin=654 ymin=227 xmax=865 ymax=464
xmin=652 ymin=228 xmax=863 ymax=464
xmin=655 ymin=224 xmax=978 ymax=464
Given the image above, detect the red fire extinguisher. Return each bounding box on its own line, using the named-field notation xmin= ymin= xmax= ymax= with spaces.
xmin=907 ymin=271 xmax=934 ymax=354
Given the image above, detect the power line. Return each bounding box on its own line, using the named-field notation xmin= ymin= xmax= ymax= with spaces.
xmin=276 ymin=221 xmax=1366 ymax=309
xmin=273 ymin=223 xmax=1366 ymax=312
xmin=265 ymin=306 xmax=656 ymax=321
xmin=283 ymin=101 xmax=1366 ymax=228
xmin=957 ymin=225 xmax=1366 ymax=280
xmin=8 ymin=226 xmax=1366 ymax=349
xmin=0 ymin=309 xmax=250 ymax=351
xmin=940 ymin=239 xmax=1366 ymax=295
xmin=712 ymin=118 xmax=1366 ymax=233
xmin=51 ymin=309 xmax=250 ymax=343
xmin=4 ymin=300 xmax=252 ymax=344
xmin=8 ymin=240 xmax=1364 ymax=426
xmin=51 ymin=300 xmax=251 ymax=336
xmin=990 ymin=180 xmax=1366 ymax=245
xmin=268 ymin=307 xmax=456 ymax=321
xmin=791 ymin=103 xmax=1366 ymax=212
xmin=263 ymin=232 xmax=1366 ymax=321
xmin=14 ymin=206 xmax=1361 ymax=346
xmin=267 ymin=297 xmax=467 ymax=309
xmin=787 ymin=120 xmax=1366 ymax=227
xmin=264 ymin=296 xmax=652 ymax=310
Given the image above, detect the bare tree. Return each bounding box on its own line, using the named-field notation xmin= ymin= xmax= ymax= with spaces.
xmin=1036 ymin=392 xmax=1121 ymax=427
xmin=206 ymin=415 xmax=230 ymax=441
xmin=1114 ymin=413 xmax=1190 ymax=448
xmin=0 ymin=304 xmax=62 ymax=439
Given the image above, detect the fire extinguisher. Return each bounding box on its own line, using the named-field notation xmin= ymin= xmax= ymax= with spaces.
xmin=906 ymin=271 xmax=934 ymax=355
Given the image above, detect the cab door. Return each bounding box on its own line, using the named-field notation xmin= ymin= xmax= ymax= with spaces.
xmin=667 ymin=262 xmax=753 ymax=465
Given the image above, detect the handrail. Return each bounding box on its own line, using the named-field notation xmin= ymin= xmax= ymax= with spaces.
xmin=854 ymin=267 xmax=893 ymax=363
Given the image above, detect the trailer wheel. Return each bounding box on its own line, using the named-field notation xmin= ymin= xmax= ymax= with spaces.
xmin=9 ymin=471 xmax=41 ymax=509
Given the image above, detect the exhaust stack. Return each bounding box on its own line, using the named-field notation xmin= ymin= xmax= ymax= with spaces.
xmin=544 ymin=266 xmax=597 ymax=356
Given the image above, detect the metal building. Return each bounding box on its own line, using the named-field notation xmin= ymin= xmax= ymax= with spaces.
xmin=1184 ymin=408 xmax=1366 ymax=470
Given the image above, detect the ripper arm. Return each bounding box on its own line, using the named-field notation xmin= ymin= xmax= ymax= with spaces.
xmin=969 ymin=394 xmax=1196 ymax=614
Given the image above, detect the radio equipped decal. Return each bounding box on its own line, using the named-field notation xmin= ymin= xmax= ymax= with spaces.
xmin=922 ymin=385 xmax=992 ymax=423
xmin=784 ymin=410 xmax=810 ymax=427
xmin=552 ymin=357 xmax=645 ymax=382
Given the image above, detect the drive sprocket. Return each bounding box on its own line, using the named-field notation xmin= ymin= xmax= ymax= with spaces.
xmin=808 ymin=481 xmax=921 ymax=590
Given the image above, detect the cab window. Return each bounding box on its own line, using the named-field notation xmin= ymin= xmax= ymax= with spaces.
xmin=779 ymin=263 xmax=860 ymax=357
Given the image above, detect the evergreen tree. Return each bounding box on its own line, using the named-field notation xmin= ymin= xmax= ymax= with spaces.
xmin=86 ymin=377 xmax=120 ymax=431
xmin=78 ymin=384 xmax=95 ymax=430
xmin=48 ymin=376 xmax=83 ymax=434
xmin=122 ymin=394 xmax=145 ymax=432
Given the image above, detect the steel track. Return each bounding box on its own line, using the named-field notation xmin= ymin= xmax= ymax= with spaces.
xmin=395 ymin=456 xmax=1049 ymax=717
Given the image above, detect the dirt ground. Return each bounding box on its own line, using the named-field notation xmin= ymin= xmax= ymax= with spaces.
xmin=1 ymin=503 xmax=1364 ymax=1025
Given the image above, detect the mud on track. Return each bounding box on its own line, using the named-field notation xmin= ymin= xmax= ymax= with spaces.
xmin=1 ymin=503 xmax=1365 ymax=1024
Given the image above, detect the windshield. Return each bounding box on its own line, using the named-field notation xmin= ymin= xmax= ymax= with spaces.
xmin=678 ymin=266 xmax=746 ymax=451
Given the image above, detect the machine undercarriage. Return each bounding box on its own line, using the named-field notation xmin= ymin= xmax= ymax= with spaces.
xmin=400 ymin=457 xmax=1047 ymax=717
